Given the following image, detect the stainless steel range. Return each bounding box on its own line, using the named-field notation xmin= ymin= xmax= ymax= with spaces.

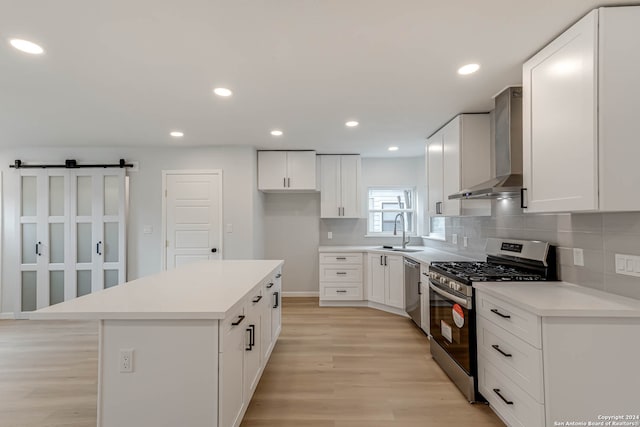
xmin=428 ymin=238 xmax=556 ymax=402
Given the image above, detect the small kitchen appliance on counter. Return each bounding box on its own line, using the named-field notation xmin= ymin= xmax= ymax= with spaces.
xmin=428 ymin=238 xmax=556 ymax=402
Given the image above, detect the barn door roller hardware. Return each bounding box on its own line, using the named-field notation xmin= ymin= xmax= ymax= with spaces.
xmin=10 ymin=159 xmax=134 ymax=169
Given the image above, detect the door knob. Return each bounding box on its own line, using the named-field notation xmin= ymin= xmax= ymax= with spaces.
xmin=211 ymin=248 xmax=217 ymax=253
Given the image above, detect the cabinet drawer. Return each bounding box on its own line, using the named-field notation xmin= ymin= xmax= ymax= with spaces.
xmin=478 ymin=355 xmax=545 ymax=427
xmin=319 ymin=265 xmax=362 ymax=282
xmin=477 ymin=291 xmax=541 ymax=348
xmin=319 ymin=253 xmax=362 ymax=265
xmin=477 ymin=315 xmax=544 ymax=403
xmin=320 ymin=284 xmax=362 ymax=300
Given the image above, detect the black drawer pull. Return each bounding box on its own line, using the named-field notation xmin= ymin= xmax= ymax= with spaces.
xmin=336 ymin=272 xmax=347 ymax=275
xmin=336 ymin=290 xmax=347 ymax=293
xmin=493 ymin=388 xmax=514 ymax=405
xmin=491 ymin=308 xmax=511 ymax=319
xmin=336 ymin=257 xmax=346 ymax=260
xmin=266 ymin=282 xmax=274 ymax=289
xmin=276 ymin=273 xmax=282 ymax=278
xmin=273 ymin=292 xmax=279 ymax=308
xmin=492 ymin=344 xmax=513 ymax=358
xmin=252 ymin=295 xmax=263 ymax=303
xmin=231 ymin=315 xmax=245 ymax=326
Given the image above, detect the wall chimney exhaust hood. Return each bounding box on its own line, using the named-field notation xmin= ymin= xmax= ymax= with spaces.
xmin=449 ymin=86 xmax=523 ymax=200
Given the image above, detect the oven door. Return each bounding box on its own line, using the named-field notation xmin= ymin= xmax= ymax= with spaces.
xmin=429 ymin=280 xmax=472 ymax=374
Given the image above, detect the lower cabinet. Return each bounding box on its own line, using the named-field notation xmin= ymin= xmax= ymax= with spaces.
xmin=476 ymin=289 xmax=640 ymax=427
xmin=367 ymin=253 xmax=404 ymax=309
xmin=319 ymin=252 xmax=363 ymax=301
xmin=219 ymin=268 xmax=282 ymax=427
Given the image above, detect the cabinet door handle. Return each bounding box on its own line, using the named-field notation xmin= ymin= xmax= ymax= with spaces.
xmin=273 ymin=291 xmax=279 ymax=308
xmin=336 ymin=272 xmax=347 ymax=275
xmin=231 ymin=315 xmax=246 ymax=326
xmin=520 ymin=188 xmax=528 ymax=209
xmin=287 ymin=177 xmax=291 ymax=188
xmin=436 ymin=201 xmax=442 ymax=215
xmin=384 ymin=256 xmax=387 ymax=266
xmin=35 ymin=242 xmax=42 ymax=256
xmin=252 ymin=295 xmax=263 ymax=303
xmin=96 ymin=241 xmax=102 ymax=255
xmin=490 ymin=308 xmax=511 ymax=319
xmin=493 ymin=388 xmax=514 ymax=405
xmin=491 ymin=344 xmax=513 ymax=358
xmin=380 ymin=255 xmax=383 ymax=266
xmin=250 ymin=324 xmax=255 ymax=347
xmin=283 ymin=177 xmax=286 ymax=188
xmin=246 ymin=326 xmax=253 ymax=351
xmin=266 ymin=282 xmax=274 ymax=289
xmin=418 ymin=282 xmax=421 ymax=295
xmin=336 ymin=290 xmax=347 ymax=293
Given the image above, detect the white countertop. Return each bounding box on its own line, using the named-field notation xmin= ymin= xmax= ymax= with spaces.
xmin=318 ymin=245 xmax=476 ymax=264
xmin=29 ymin=260 xmax=284 ymax=321
xmin=474 ymin=281 xmax=640 ymax=317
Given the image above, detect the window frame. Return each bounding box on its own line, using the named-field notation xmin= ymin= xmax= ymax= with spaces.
xmin=366 ymin=186 xmax=417 ymax=236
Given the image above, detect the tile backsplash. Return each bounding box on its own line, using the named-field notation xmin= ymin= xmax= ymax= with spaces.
xmin=422 ymin=199 xmax=640 ymax=300
xmin=321 ymin=198 xmax=640 ymax=300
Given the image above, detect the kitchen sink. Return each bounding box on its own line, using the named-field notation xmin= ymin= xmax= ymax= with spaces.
xmin=378 ymin=247 xmax=423 ymax=253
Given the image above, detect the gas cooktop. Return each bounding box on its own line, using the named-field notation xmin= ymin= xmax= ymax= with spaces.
xmin=429 ymin=261 xmax=546 ymax=283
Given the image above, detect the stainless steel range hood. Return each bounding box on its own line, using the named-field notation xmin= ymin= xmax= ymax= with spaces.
xmin=449 ymin=86 xmax=523 ymax=200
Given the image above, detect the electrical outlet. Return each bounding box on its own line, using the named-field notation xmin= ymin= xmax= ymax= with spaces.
xmin=573 ymin=248 xmax=584 ymax=267
xmin=463 ymin=236 xmax=469 ymax=248
xmin=328 ymin=231 xmax=332 ymax=240
xmin=452 ymin=234 xmax=458 ymax=244
xmin=119 ymin=349 xmax=134 ymax=373
xmin=226 ymin=223 xmax=233 ymax=233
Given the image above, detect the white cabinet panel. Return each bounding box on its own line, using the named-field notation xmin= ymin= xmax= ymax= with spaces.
xmin=385 ymin=255 xmax=404 ymax=309
xmin=319 ymin=155 xmax=361 ymax=218
xmin=523 ymin=7 xmax=640 ymax=213
xmin=523 ymin=10 xmax=598 ymax=213
xmin=368 ymin=253 xmax=386 ymax=304
xmin=258 ymin=151 xmax=317 ymax=192
xmin=427 ymin=132 xmax=443 ymax=217
xmin=219 ymin=307 xmax=245 ymax=427
xmin=442 ymin=118 xmax=461 ymax=216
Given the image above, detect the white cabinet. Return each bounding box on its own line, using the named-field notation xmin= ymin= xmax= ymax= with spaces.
xmin=426 ymin=114 xmax=491 ymax=217
xmin=258 ymin=151 xmax=317 ymax=192
xmin=367 ymin=253 xmax=404 ymax=309
xmin=522 ymin=7 xmax=640 ymax=212
xmin=218 ymin=267 xmax=281 ymax=427
xmin=476 ymin=288 xmax=640 ymax=427
xmin=319 ymin=252 xmax=363 ymax=301
xmin=319 ymin=155 xmax=361 ymax=218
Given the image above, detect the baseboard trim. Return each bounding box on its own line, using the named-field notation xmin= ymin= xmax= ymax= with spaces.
xmin=0 ymin=312 xmax=15 ymax=320
xmin=282 ymin=291 xmax=320 ymax=297
xmin=318 ymin=300 xmax=410 ymax=318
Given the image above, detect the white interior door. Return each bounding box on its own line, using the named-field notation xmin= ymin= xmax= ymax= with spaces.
xmin=164 ymin=171 xmax=222 ymax=270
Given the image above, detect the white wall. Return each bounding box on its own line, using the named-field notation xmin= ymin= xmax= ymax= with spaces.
xmin=1 ymin=146 xmax=265 ymax=313
xmin=263 ymin=193 xmax=320 ymax=295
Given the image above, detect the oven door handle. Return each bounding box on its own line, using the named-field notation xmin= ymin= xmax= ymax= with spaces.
xmin=429 ymin=282 xmax=471 ymax=309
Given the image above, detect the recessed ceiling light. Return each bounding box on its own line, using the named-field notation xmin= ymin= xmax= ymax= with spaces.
xmin=9 ymin=38 xmax=44 ymax=55
xmin=388 ymin=146 xmax=399 ymax=152
xmin=457 ymin=63 xmax=480 ymax=75
xmin=345 ymin=121 xmax=359 ymax=127
xmin=170 ymin=131 xmax=184 ymax=137
xmin=213 ymin=87 xmax=233 ymax=97
xmin=270 ymin=130 xmax=283 ymax=136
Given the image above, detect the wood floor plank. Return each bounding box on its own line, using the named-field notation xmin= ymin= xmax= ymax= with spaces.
xmin=0 ymin=297 xmax=504 ymax=426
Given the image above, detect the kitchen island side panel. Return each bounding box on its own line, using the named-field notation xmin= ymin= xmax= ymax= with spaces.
xmin=99 ymin=319 xmax=219 ymax=427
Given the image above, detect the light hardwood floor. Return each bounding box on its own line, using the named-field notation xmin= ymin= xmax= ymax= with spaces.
xmin=0 ymin=298 xmax=504 ymax=427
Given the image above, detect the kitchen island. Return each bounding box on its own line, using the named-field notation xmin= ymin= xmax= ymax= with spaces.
xmin=30 ymin=259 xmax=284 ymax=427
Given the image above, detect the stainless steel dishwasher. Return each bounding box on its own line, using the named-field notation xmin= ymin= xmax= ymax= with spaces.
xmin=404 ymin=258 xmax=420 ymax=327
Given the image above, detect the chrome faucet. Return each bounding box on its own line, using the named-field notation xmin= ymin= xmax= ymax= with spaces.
xmin=393 ymin=213 xmax=410 ymax=249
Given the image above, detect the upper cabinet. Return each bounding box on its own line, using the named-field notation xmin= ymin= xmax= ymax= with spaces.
xmin=258 ymin=151 xmax=317 ymax=192
xmin=522 ymin=7 xmax=640 ymax=213
xmin=426 ymin=114 xmax=492 ymax=217
xmin=319 ymin=155 xmax=361 ymax=218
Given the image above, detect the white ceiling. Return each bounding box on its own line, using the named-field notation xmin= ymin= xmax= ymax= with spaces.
xmin=0 ymin=0 xmax=629 ymax=157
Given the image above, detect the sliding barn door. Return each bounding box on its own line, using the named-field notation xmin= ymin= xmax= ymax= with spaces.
xmin=19 ymin=168 xmax=126 ymax=312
